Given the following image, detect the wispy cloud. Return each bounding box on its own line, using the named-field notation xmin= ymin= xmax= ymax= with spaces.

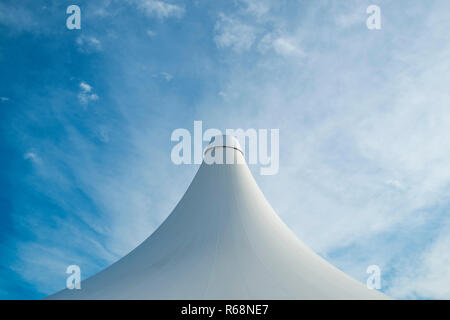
xmin=239 ymin=0 xmax=271 ymax=18
xmin=76 ymin=35 xmax=102 ymax=53
xmin=387 ymin=224 xmax=450 ymax=299
xmin=0 ymin=2 xmax=40 ymax=33
xmin=160 ymin=72 xmax=173 ymax=81
xmin=259 ymin=33 xmax=305 ymax=58
xmin=133 ymin=0 xmax=185 ymax=19
xmin=152 ymin=72 xmax=173 ymax=81
xmin=272 ymin=37 xmax=304 ymax=57
xmin=146 ymin=29 xmax=157 ymax=37
xmin=78 ymin=81 xmax=99 ymax=106
xmin=334 ymin=3 xmax=367 ymax=29
xmin=79 ymin=82 xmax=93 ymax=93
xmin=214 ymin=13 xmax=257 ymax=52
xmin=24 ymin=151 xmax=40 ymax=163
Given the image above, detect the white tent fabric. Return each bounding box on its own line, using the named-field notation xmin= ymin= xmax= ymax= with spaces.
xmin=48 ymin=135 xmax=389 ymax=299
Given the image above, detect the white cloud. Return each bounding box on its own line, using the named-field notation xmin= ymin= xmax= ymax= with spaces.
xmin=78 ymin=82 xmax=99 ymax=105
xmin=214 ymin=13 xmax=256 ymax=52
xmin=240 ymin=0 xmax=270 ymax=18
xmin=215 ymin=2 xmax=304 ymax=58
xmin=272 ymin=37 xmax=305 ymax=57
xmin=76 ymin=35 xmax=102 ymax=53
xmin=97 ymin=126 xmax=110 ymax=143
xmin=160 ymin=72 xmax=173 ymax=81
xmin=78 ymin=93 xmax=99 ymax=105
xmin=0 ymin=2 xmax=40 ymax=32
xmin=152 ymin=72 xmax=173 ymax=81
xmin=146 ymin=29 xmax=157 ymax=37
xmin=134 ymin=0 xmax=184 ymax=19
xmin=385 ymin=179 xmax=404 ymax=190
xmin=79 ymin=82 xmax=92 ymax=93
xmin=258 ymin=32 xmax=306 ymax=58
xmin=335 ymin=5 xmax=366 ymax=29
xmin=388 ymin=225 xmax=450 ymax=299
xmin=24 ymin=152 xmax=39 ymax=163
xmin=90 ymin=93 xmax=99 ymax=101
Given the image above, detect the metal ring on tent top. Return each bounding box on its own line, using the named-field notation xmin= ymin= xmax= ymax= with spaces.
xmin=204 ymin=146 xmax=245 ymax=157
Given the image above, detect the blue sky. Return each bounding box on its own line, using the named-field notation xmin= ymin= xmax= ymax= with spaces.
xmin=1 ymin=0 xmax=450 ymax=299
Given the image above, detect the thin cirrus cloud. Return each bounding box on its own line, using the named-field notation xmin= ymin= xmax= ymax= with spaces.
xmin=132 ymin=0 xmax=185 ymax=19
xmin=213 ymin=2 xmax=305 ymax=58
xmin=76 ymin=35 xmax=102 ymax=53
xmin=258 ymin=34 xmax=305 ymax=58
xmin=24 ymin=152 xmax=40 ymax=163
xmin=239 ymin=0 xmax=271 ymax=18
xmin=214 ymin=13 xmax=257 ymax=52
xmin=0 ymin=2 xmax=40 ymax=32
xmin=388 ymin=224 xmax=450 ymax=299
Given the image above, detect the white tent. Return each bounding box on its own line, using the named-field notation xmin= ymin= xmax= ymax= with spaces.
xmin=48 ymin=135 xmax=389 ymax=299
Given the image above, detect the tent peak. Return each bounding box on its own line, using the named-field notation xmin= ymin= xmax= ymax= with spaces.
xmin=204 ymin=134 xmax=244 ymax=157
